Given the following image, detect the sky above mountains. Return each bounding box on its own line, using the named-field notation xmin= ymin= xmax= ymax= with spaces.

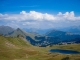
xmin=0 ymin=0 xmax=80 ymax=29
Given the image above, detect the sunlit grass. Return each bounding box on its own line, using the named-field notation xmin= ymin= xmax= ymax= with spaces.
xmin=0 ymin=35 xmax=80 ymax=60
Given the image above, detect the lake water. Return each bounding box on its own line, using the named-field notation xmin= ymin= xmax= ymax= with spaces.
xmin=49 ymin=49 xmax=80 ymax=54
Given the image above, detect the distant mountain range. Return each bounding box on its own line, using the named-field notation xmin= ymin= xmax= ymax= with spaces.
xmin=45 ymin=29 xmax=80 ymax=43
xmin=23 ymin=26 xmax=80 ymax=35
xmin=23 ymin=28 xmax=52 ymax=35
xmin=0 ymin=25 xmax=80 ymax=47
xmin=58 ymin=26 xmax=80 ymax=34
xmin=0 ymin=25 xmax=14 ymax=36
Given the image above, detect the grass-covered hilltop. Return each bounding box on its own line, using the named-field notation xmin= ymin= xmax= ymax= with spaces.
xmin=0 ymin=26 xmax=80 ymax=60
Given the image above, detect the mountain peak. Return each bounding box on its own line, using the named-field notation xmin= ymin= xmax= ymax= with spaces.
xmin=16 ymin=28 xmax=24 ymax=32
xmin=17 ymin=28 xmax=21 ymax=31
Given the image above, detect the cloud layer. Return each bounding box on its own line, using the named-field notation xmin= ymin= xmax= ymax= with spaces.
xmin=0 ymin=11 xmax=80 ymax=29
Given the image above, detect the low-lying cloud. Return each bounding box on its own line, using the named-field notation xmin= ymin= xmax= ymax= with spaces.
xmin=0 ymin=11 xmax=80 ymax=21
xmin=0 ymin=11 xmax=80 ymax=29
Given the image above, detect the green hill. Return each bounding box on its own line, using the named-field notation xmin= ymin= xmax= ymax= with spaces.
xmin=0 ymin=35 xmax=80 ymax=60
xmin=0 ymin=35 xmax=32 ymax=60
xmin=7 ymin=28 xmax=40 ymax=41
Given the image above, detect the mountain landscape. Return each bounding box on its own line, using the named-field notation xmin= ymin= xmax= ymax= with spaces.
xmin=0 ymin=0 xmax=80 ymax=60
xmin=0 ymin=26 xmax=80 ymax=47
xmin=0 ymin=25 xmax=80 ymax=60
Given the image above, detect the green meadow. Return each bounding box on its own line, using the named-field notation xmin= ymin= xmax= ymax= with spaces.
xmin=0 ymin=35 xmax=80 ymax=60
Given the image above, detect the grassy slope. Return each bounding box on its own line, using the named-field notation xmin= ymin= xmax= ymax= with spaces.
xmin=0 ymin=35 xmax=80 ymax=60
xmin=7 ymin=28 xmax=39 ymax=41
xmin=49 ymin=44 xmax=80 ymax=52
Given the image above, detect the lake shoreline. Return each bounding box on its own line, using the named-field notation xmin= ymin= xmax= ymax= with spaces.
xmin=49 ymin=49 xmax=80 ymax=54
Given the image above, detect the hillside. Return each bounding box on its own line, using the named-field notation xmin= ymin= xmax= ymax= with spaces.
xmin=0 ymin=26 xmax=80 ymax=46
xmin=6 ymin=28 xmax=80 ymax=46
xmin=45 ymin=29 xmax=80 ymax=43
xmin=0 ymin=35 xmax=31 ymax=60
xmin=0 ymin=35 xmax=80 ymax=60
xmin=8 ymin=28 xmax=40 ymax=40
xmin=7 ymin=28 xmax=49 ymax=46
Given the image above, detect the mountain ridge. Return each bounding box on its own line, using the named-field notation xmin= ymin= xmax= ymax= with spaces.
xmin=0 ymin=26 xmax=80 ymax=46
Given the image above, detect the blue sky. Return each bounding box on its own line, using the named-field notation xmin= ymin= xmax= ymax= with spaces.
xmin=0 ymin=0 xmax=80 ymax=29
xmin=0 ymin=0 xmax=80 ymax=14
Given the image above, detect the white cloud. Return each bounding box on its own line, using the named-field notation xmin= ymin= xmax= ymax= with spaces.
xmin=0 ymin=11 xmax=80 ymax=29
xmin=0 ymin=11 xmax=80 ymax=21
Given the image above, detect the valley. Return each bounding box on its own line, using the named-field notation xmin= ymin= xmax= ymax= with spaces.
xmin=0 ymin=0 xmax=80 ymax=60
xmin=0 ymin=26 xmax=80 ymax=60
xmin=0 ymin=35 xmax=80 ymax=60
